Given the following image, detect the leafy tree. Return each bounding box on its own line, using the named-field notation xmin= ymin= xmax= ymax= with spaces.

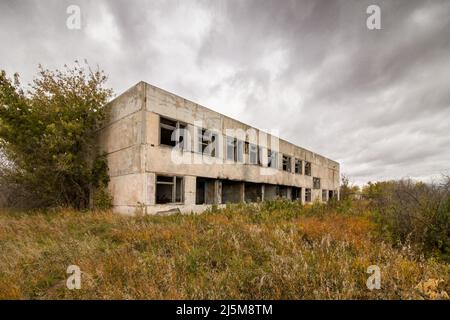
xmin=0 ymin=61 xmax=113 ymax=209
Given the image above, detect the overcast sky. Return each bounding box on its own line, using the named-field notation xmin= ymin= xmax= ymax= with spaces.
xmin=1 ymin=0 xmax=449 ymax=185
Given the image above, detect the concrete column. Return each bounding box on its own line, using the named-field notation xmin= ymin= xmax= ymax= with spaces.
xmin=240 ymin=182 xmax=245 ymax=202
xmin=261 ymin=184 xmax=265 ymax=201
xmin=184 ymin=176 xmax=196 ymax=205
xmin=300 ymin=187 xmax=305 ymax=205
xmin=215 ymin=180 xmax=222 ymax=204
xmin=146 ymin=172 xmax=156 ymax=206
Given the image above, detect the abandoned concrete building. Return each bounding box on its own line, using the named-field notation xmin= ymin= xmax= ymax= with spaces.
xmin=98 ymin=82 xmax=340 ymax=215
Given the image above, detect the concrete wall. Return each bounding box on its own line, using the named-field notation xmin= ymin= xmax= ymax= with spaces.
xmin=100 ymin=81 xmax=340 ymax=215
xmin=97 ymin=82 xmax=146 ymax=215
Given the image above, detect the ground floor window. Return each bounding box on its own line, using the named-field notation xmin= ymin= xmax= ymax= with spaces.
xmin=156 ymin=175 xmax=183 ymax=204
xmin=196 ymin=177 xmax=216 ymax=204
xmin=305 ymin=188 xmax=312 ymax=202
xmin=292 ymin=187 xmax=301 ymax=200
xmin=322 ymin=189 xmax=328 ymax=201
xmin=328 ymin=190 xmax=335 ymax=200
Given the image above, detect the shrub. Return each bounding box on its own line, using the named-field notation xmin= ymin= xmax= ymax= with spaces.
xmin=364 ymin=178 xmax=450 ymax=261
xmin=0 ymin=62 xmax=113 ymax=209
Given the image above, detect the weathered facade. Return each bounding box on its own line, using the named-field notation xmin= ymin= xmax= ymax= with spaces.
xmin=98 ymin=82 xmax=340 ymax=215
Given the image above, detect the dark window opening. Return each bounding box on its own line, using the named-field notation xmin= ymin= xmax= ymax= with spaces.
xmin=160 ymin=116 xmax=186 ymax=148
xmin=244 ymin=182 xmax=262 ymax=202
xmin=322 ymin=189 xmax=327 ymax=201
xmin=196 ymin=177 xmax=216 ymax=204
xmin=305 ymin=188 xmax=312 ymax=202
xmin=222 ymin=180 xmax=244 ymax=203
xmin=277 ymin=185 xmax=288 ymax=198
xmin=292 ymin=187 xmax=301 ymax=201
xmin=328 ymin=190 xmax=334 ymax=200
xmin=313 ymin=177 xmax=321 ymax=189
xmin=294 ymin=159 xmax=302 ymax=174
xmin=282 ymin=155 xmax=291 ymax=172
xmin=268 ymin=149 xmax=278 ymax=169
xmin=305 ymin=161 xmax=311 ymax=176
xmin=156 ymin=175 xmax=184 ymax=204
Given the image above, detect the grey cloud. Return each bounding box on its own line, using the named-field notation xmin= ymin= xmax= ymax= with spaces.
xmin=1 ymin=0 xmax=449 ymax=185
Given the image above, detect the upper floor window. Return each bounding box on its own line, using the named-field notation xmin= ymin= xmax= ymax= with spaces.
xmin=305 ymin=161 xmax=312 ymax=176
xmin=294 ymin=158 xmax=302 ymax=174
xmin=226 ymin=136 xmax=244 ymax=162
xmin=236 ymin=139 xmax=244 ymax=163
xmin=249 ymin=143 xmax=258 ymax=164
xmin=197 ymin=128 xmax=219 ymax=157
xmin=160 ymin=116 xmax=186 ymax=149
xmin=268 ymin=149 xmax=278 ymax=169
xmin=226 ymin=136 xmax=235 ymax=161
xmin=313 ymin=177 xmax=321 ymax=189
xmin=282 ymin=155 xmax=291 ymax=172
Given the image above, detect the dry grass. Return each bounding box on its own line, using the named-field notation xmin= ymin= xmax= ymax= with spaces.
xmin=0 ymin=202 xmax=448 ymax=299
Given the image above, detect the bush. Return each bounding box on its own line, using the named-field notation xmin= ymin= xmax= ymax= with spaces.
xmin=364 ymin=178 xmax=450 ymax=260
xmin=0 ymin=62 xmax=113 ymax=209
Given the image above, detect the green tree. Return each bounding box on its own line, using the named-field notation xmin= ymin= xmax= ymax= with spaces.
xmin=0 ymin=61 xmax=113 ymax=209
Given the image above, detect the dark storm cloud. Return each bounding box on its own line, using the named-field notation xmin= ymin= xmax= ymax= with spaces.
xmin=1 ymin=0 xmax=449 ymax=184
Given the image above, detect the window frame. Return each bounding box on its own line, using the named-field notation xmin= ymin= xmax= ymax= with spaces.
xmin=313 ymin=177 xmax=321 ymax=189
xmin=294 ymin=158 xmax=302 ymax=174
xmin=305 ymin=161 xmax=312 ymax=176
xmin=249 ymin=143 xmax=258 ymax=165
xmin=159 ymin=116 xmax=186 ymax=149
xmin=282 ymin=154 xmax=292 ymax=172
xmin=155 ymin=175 xmax=184 ymax=204
xmin=267 ymin=149 xmax=278 ymax=169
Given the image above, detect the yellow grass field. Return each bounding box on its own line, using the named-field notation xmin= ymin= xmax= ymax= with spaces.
xmin=0 ymin=201 xmax=448 ymax=299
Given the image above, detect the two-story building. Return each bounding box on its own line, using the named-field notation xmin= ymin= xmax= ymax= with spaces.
xmin=98 ymin=82 xmax=340 ymax=215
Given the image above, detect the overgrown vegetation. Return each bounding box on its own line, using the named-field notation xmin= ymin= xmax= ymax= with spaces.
xmin=362 ymin=178 xmax=450 ymax=261
xmin=0 ymin=62 xmax=113 ymax=209
xmin=0 ymin=197 xmax=448 ymax=299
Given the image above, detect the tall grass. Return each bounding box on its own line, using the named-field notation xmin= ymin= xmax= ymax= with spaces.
xmin=0 ymin=201 xmax=448 ymax=299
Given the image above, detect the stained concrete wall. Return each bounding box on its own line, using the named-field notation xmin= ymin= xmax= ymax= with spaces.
xmin=99 ymin=81 xmax=340 ymax=214
xmin=97 ymin=82 xmax=146 ymax=215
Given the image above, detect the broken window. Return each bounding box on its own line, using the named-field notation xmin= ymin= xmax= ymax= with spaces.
xmin=322 ymin=189 xmax=328 ymax=201
xmin=268 ymin=149 xmax=278 ymax=169
xmin=244 ymin=182 xmax=262 ymax=202
xmin=249 ymin=143 xmax=258 ymax=164
xmin=196 ymin=177 xmax=216 ymax=204
xmin=197 ymin=128 xmax=219 ymax=157
xmin=156 ymin=175 xmax=183 ymax=204
xmin=294 ymin=158 xmax=302 ymax=174
xmin=282 ymin=155 xmax=291 ymax=172
xmin=197 ymin=128 xmax=208 ymax=153
xmin=226 ymin=137 xmax=244 ymax=162
xmin=305 ymin=161 xmax=312 ymax=176
xmin=277 ymin=186 xmax=288 ymax=198
xmin=313 ymin=177 xmax=321 ymax=189
xmin=292 ymin=187 xmax=301 ymax=201
xmin=258 ymin=146 xmax=265 ymax=166
xmin=305 ymin=188 xmax=312 ymax=202
xmin=236 ymin=139 xmax=244 ymax=163
xmin=226 ymin=136 xmax=235 ymax=161
xmin=160 ymin=116 xmax=186 ymax=149
xmin=328 ymin=190 xmax=334 ymax=200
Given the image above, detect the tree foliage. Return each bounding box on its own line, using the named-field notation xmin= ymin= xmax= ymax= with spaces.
xmin=0 ymin=62 xmax=113 ymax=209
